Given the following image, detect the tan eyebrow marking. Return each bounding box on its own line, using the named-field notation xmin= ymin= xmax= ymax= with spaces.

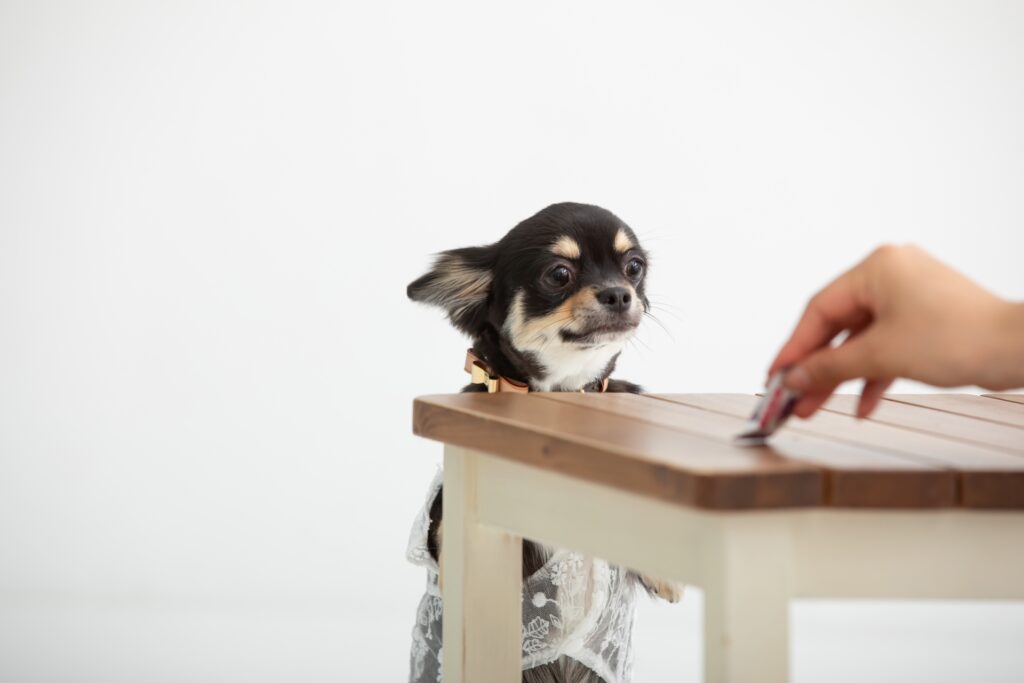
xmin=550 ymin=236 xmax=581 ymax=260
xmin=614 ymin=229 xmax=634 ymax=253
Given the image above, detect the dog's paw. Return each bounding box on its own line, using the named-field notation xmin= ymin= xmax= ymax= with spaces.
xmin=605 ymin=378 xmax=643 ymax=394
xmin=639 ymin=575 xmax=684 ymax=603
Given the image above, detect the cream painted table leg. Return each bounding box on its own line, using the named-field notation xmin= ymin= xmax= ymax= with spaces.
xmin=442 ymin=445 xmax=523 ymax=683
xmin=703 ymin=516 xmax=795 ymax=683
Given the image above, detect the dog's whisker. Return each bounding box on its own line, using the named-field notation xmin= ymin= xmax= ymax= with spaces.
xmin=647 ymin=303 xmax=686 ymax=323
xmin=647 ymin=301 xmax=688 ymax=317
xmin=628 ymin=335 xmax=653 ymax=352
xmin=643 ymin=311 xmax=676 ymax=342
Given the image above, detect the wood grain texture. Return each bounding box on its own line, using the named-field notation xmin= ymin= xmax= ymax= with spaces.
xmin=656 ymin=394 xmax=1024 ymax=509
xmin=542 ymin=393 xmax=954 ymax=508
xmin=414 ymin=393 xmax=823 ymax=510
xmin=985 ymin=394 xmax=1024 ymax=406
xmin=882 ymin=395 xmax=1024 ymax=429
xmin=825 ymin=395 xmax=1024 ymax=455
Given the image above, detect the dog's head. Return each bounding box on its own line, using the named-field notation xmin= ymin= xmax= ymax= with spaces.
xmin=408 ymin=203 xmax=648 ymax=391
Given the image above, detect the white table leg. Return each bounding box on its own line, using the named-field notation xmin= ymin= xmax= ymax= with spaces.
xmin=442 ymin=445 xmax=523 ymax=683
xmin=703 ymin=516 xmax=794 ymax=683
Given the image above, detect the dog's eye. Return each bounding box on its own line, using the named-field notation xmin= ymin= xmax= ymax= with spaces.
xmin=625 ymin=257 xmax=645 ymax=279
xmin=545 ymin=264 xmax=573 ymax=289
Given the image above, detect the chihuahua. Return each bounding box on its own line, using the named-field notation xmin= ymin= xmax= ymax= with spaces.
xmin=406 ymin=203 xmax=680 ymax=683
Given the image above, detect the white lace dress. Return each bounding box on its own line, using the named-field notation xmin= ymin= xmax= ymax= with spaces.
xmin=407 ymin=469 xmax=639 ymax=683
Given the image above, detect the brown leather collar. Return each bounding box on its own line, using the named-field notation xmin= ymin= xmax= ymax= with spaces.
xmin=464 ymin=349 xmax=609 ymax=394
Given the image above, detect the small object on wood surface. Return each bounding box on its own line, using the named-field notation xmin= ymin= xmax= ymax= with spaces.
xmin=735 ymin=370 xmax=799 ymax=445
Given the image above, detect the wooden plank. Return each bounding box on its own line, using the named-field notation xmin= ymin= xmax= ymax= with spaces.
xmin=985 ymin=394 xmax=1024 ymax=406
xmin=655 ymin=394 xmax=1024 ymax=509
xmin=884 ymin=395 xmax=1024 ymax=429
xmin=414 ymin=393 xmax=823 ymax=510
xmin=541 ymin=393 xmax=955 ymax=509
xmin=826 ymin=395 xmax=1024 ymax=456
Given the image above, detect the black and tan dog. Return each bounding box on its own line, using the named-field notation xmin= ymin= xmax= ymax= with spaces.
xmin=408 ymin=202 xmax=680 ymax=683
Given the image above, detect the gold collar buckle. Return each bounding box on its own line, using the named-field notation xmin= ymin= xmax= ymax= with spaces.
xmin=464 ymin=350 xmax=529 ymax=394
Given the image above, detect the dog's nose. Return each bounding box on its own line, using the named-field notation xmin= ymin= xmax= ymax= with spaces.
xmin=597 ymin=287 xmax=632 ymax=312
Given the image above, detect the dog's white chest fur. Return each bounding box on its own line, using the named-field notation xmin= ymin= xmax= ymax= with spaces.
xmin=528 ymin=341 xmax=624 ymax=392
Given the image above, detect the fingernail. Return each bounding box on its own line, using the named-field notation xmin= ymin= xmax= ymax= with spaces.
xmin=785 ymin=366 xmax=811 ymax=393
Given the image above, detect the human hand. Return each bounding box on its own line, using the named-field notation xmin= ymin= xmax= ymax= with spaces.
xmin=769 ymin=244 xmax=1024 ymax=419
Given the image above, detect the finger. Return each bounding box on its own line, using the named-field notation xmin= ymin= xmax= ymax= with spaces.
xmin=780 ymin=312 xmax=873 ymax=380
xmin=784 ymin=330 xmax=880 ymax=394
xmin=769 ymin=264 xmax=871 ymax=376
xmin=766 ymin=312 xmax=873 ymax=387
xmin=787 ymin=319 xmax=877 ymax=416
xmin=792 ymin=388 xmax=838 ymax=419
xmin=856 ymin=377 xmax=894 ymax=418
xmin=842 ymin=314 xmax=873 ymax=344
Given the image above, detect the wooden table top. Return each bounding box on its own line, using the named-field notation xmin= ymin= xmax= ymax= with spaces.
xmin=413 ymin=393 xmax=1024 ymax=510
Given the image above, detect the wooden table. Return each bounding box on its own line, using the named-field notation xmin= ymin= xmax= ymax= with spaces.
xmin=412 ymin=393 xmax=1024 ymax=683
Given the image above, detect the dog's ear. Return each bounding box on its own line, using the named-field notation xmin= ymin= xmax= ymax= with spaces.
xmin=408 ymin=244 xmax=497 ymax=335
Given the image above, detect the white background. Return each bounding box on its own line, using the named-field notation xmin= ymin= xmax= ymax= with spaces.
xmin=2 ymin=1 xmax=1023 ymax=681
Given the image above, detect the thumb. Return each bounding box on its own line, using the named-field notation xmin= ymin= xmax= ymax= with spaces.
xmin=784 ymin=331 xmax=881 ymax=394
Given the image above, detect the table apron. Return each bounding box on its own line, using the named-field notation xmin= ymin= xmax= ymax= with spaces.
xmin=468 ymin=446 xmax=1024 ymax=601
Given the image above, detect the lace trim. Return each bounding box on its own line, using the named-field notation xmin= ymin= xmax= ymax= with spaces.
xmin=407 ymin=471 xmax=637 ymax=683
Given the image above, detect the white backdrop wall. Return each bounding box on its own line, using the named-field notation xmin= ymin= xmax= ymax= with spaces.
xmin=1 ymin=1 xmax=1022 ymax=681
